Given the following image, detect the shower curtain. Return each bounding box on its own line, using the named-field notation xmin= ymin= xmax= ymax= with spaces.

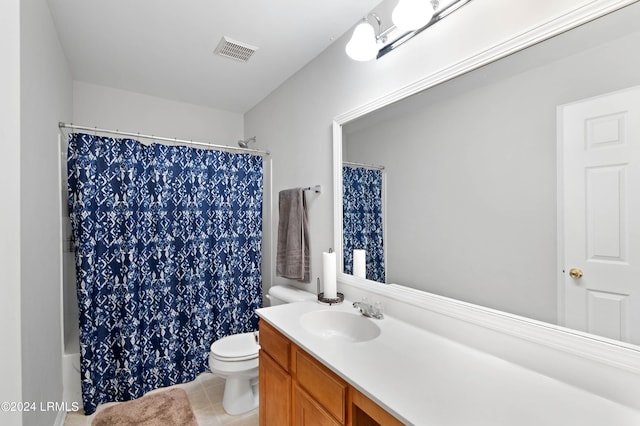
xmin=67 ymin=133 xmax=263 ymax=414
xmin=342 ymin=166 xmax=385 ymax=282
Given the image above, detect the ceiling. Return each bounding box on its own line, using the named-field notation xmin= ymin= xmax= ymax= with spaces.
xmin=47 ymin=0 xmax=382 ymax=113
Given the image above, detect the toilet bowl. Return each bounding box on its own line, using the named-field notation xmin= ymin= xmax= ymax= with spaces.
xmin=209 ymin=332 xmax=260 ymax=415
xmin=209 ymin=285 xmax=316 ymax=415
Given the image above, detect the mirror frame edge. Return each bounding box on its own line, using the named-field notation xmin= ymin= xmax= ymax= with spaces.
xmin=333 ymin=0 xmax=640 ymax=372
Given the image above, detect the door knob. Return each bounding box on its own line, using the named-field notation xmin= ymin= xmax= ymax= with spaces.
xmin=569 ymin=268 xmax=583 ymax=279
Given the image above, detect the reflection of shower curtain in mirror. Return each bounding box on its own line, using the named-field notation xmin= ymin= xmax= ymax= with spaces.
xmin=67 ymin=133 xmax=263 ymax=414
xmin=343 ymin=166 xmax=385 ymax=282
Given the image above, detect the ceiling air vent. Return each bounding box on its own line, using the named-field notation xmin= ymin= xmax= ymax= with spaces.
xmin=214 ymin=36 xmax=258 ymax=62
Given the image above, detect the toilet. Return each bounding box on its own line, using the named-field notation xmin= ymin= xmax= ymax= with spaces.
xmin=266 ymin=284 xmax=319 ymax=307
xmin=209 ymin=285 xmax=316 ymax=415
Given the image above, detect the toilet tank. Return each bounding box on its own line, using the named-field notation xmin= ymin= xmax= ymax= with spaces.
xmin=267 ymin=285 xmax=316 ymax=306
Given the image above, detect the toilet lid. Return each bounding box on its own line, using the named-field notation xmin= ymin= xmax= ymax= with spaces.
xmin=210 ymin=332 xmax=259 ymax=360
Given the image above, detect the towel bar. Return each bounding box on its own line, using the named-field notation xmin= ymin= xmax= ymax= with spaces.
xmin=303 ymin=185 xmax=322 ymax=194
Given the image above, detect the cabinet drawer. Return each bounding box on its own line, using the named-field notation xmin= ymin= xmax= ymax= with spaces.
xmin=295 ymin=349 xmax=347 ymax=424
xmin=259 ymin=320 xmax=291 ymax=372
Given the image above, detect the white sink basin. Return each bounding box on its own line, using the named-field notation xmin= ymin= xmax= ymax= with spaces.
xmin=299 ymin=310 xmax=381 ymax=343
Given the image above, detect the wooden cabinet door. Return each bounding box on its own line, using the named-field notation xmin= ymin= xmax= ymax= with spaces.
xmin=259 ymin=350 xmax=291 ymax=426
xmin=295 ymin=348 xmax=347 ymax=423
xmin=294 ymin=384 xmax=342 ymax=426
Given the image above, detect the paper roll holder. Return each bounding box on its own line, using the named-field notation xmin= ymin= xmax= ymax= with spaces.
xmin=317 ymin=276 xmax=344 ymax=305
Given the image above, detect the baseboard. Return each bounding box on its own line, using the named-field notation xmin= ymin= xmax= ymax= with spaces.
xmin=53 ymin=410 xmax=66 ymax=426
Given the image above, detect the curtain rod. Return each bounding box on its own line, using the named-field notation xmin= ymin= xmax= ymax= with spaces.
xmin=343 ymin=161 xmax=385 ymax=170
xmin=58 ymin=122 xmax=270 ymax=156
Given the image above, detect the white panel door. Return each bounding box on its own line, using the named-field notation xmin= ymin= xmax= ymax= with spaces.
xmin=560 ymin=86 xmax=640 ymax=344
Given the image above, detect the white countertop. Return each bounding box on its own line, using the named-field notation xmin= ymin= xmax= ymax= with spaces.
xmin=256 ymin=300 xmax=640 ymax=426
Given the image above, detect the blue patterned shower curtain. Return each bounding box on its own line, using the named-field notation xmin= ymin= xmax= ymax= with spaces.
xmin=67 ymin=133 xmax=263 ymax=414
xmin=342 ymin=166 xmax=385 ymax=282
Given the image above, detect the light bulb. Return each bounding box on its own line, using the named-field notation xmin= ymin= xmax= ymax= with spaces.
xmin=392 ymin=0 xmax=434 ymax=31
xmin=345 ymin=21 xmax=378 ymax=62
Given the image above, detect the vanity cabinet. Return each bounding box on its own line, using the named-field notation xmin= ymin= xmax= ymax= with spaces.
xmin=259 ymin=319 xmax=404 ymax=426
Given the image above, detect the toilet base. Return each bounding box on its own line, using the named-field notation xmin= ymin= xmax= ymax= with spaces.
xmin=222 ymin=375 xmax=259 ymax=415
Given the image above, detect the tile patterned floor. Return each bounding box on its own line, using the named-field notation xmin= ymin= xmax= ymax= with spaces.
xmin=63 ymin=373 xmax=258 ymax=426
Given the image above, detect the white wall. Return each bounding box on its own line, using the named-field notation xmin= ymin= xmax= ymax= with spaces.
xmin=73 ymin=81 xmax=244 ymax=144
xmin=0 ymin=0 xmax=23 ymax=424
xmin=343 ymin=19 xmax=640 ymax=325
xmin=245 ymin=0 xmax=595 ymax=293
xmin=19 ymin=0 xmax=73 ymax=425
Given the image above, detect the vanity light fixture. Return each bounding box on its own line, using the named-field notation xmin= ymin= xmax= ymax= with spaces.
xmin=392 ymin=0 xmax=438 ymax=31
xmin=345 ymin=14 xmax=389 ymax=62
xmin=346 ymin=0 xmax=473 ymax=62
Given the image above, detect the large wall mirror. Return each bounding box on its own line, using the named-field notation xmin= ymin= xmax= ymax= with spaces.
xmin=334 ymin=0 xmax=640 ymax=348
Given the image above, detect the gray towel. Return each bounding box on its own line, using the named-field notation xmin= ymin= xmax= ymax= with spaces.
xmin=276 ymin=188 xmax=310 ymax=282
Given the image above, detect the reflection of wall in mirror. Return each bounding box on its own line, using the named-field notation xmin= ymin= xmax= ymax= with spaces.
xmin=343 ymin=7 xmax=640 ymax=325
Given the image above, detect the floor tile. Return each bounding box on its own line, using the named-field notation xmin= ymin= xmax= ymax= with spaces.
xmin=63 ymin=373 xmax=259 ymax=426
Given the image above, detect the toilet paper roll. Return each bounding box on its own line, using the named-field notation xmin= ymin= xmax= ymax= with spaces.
xmin=322 ymin=251 xmax=337 ymax=299
xmin=353 ymin=249 xmax=366 ymax=279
